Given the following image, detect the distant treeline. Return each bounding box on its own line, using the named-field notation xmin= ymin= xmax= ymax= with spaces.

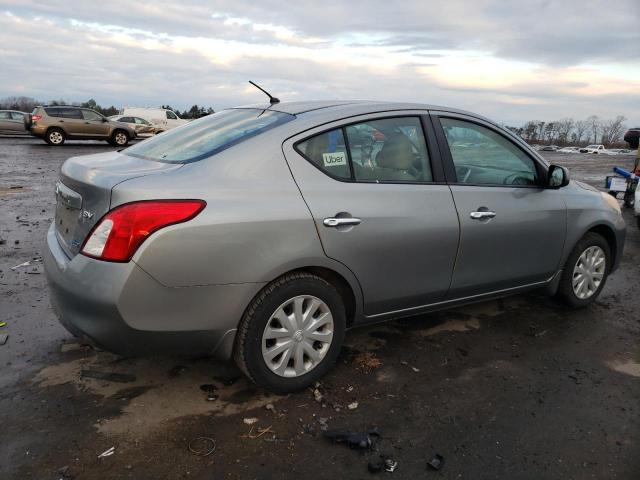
xmin=505 ymin=116 xmax=629 ymax=148
xmin=0 ymin=96 xmax=215 ymax=120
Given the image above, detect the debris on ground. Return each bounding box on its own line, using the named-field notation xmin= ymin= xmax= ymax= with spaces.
xmin=168 ymin=365 xmax=188 ymax=377
xmin=318 ymin=417 xmax=329 ymax=431
xmin=243 ymin=426 xmax=274 ymax=439
xmin=384 ymin=457 xmax=398 ymax=472
xmin=400 ymin=361 xmax=420 ymax=372
xmin=243 ymin=417 xmax=259 ymax=425
xmin=10 ymin=258 xmax=42 ymax=270
xmin=81 ymin=370 xmax=136 ymax=383
xmin=427 ymin=453 xmax=445 ymax=470
xmin=200 ymin=384 xmax=218 ymax=401
xmin=324 ymin=427 xmax=380 ymax=449
xmin=0 ymin=321 xmax=7 ymax=328
xmin=313 ymin=388 xmax=323 ymax=403
xmin=97 ymin=446 xmax=115 ymax=459
xmin=188 ymin=437 xmax=216 ymax=456
xmin=348 ymin=401 xmax=359 ymax=410
xmin=265 ymin=403 xmax=276 ymax=412
xmin=57 ymin=465 xmax=74 ymax=479
xmin=0 ymin=334 xmax=8 ymax=346
xmin=355 ymin=352 xmax=382 ymax=373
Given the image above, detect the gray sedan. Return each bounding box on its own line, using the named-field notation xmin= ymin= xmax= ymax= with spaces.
xmin=44 ymin=101 xmax=625 ymax=393
xmin=0 ymin=110 xmax=28 ymax=134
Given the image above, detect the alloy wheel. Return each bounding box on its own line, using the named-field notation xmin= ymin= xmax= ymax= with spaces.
xmin=49 ymin=131 xmax=63 ymax=144
xmin=114 ymin=132 xmax=128 ymax=145
xmin=261 ymin=295 xmax=334 ymax=378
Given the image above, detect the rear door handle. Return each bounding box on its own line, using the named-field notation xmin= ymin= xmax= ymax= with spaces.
xmin=323 ymin=217 xmax=362 ymax=227
xmin=470 ymin=211 xmax=496 ymax=220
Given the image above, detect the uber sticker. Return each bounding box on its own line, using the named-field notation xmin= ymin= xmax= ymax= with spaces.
xmin=322 ymin=151 xmax=347 ymax=167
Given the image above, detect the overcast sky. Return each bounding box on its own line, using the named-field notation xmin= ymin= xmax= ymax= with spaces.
xmin=1 ymin=0 xmax=639 ymax=126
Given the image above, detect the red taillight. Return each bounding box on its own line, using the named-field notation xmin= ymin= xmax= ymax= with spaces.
xmin=81 ymin=200 xmax=206 ymax=262
xmin=32 ymin=114 xmax=42 ymax=122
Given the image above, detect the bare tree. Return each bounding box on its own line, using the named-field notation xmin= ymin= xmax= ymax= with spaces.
xmin=600 ymin=115 xmax=627 ymax=146
xmin=574 ymin=120 xmax=589 ymax=145
xmin=556 ymin=118 xmax=574 ymax=146
xmin=586 ymin=115 xmax=601 ymax=144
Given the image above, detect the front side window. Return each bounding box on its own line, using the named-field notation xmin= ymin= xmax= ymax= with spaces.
xmin=440 ymin=118 xmax=539 ymax=186
xmin=0 ymin=112 xmax=9 ymax=119
xmin=125 ymin=108 xmax=294 ymax=163
xmin=10 ymin=112 xmax=24 ymax=120
xmin=166 ymin=111 xmax=178 ymax=120
xmin=82 ymin=109 xmax=103 ymax=121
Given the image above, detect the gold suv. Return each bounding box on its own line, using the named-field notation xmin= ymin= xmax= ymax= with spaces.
xmin=28 ymin=106 xmax=137 ymax=146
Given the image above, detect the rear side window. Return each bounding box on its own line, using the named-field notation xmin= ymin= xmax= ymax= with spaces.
xmin=61 ymin=109 xmax=83 ymax=119
xmin=45 ymin=107 xmax=62 ymax=117
xmin=124 ymin=108 xmax=294 ymax=163
xmin=0 ymin=112 xmax=9 ymax=119
xmin=296 ymin=116 xmax=433 ymax=183
xmin=11 ymin=112 xmax=24 ymax=120
xmin=166 ymin=111 xmax=178 ymax=120
xmin=296 ymin=129 xmax=351 ymax=180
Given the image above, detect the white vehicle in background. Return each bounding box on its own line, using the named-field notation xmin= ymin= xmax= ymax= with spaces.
xmin=121 ymin=107 xmax=187 ymax=133
xmin=601 ymin=148 xmax=633 ymax=156
xmin=557 ymin=146 xmax=580 ymax=153
xmin=579 ymin=144 xmax=606 ymax=154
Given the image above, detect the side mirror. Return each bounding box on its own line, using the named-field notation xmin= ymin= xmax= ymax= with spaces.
xmin=548 ymin=164 xmax=570 ymax=188
xmin=102 ymin=117 xmax=108 ymax=123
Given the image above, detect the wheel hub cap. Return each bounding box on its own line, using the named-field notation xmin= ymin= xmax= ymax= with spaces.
xmin=261 ymin=295 xmax=334 ymax=378
xmin=572 ymin=246 xmax=606 ymax=300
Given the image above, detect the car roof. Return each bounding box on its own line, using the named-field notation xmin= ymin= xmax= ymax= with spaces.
xmin=232 ymin=100 xmax=489 ymax=121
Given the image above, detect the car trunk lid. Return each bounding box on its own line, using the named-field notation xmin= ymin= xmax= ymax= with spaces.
xmin=54 ymin=151 xmax=181 ymax=258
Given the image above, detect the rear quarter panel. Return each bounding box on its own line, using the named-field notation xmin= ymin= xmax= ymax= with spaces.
xmin=111 ymin=132 xmax=363 ymax=307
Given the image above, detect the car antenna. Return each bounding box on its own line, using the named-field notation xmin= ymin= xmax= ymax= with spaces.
xmin=249 ymin=81 xmax=280 ymax=105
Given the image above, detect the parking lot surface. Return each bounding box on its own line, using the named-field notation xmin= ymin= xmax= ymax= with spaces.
xmin=1 ymin=137 xmax=639 ymax=479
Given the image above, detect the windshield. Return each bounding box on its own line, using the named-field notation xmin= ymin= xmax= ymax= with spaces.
xmin=124 ymin=108 xmax=294 ymax=163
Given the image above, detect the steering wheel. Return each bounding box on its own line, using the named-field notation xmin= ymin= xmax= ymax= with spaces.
xmin=503 ymin=173 xmax=532 ymax=185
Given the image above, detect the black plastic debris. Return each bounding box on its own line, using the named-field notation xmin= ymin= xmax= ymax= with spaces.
xmin=368 ymin=455 xmax=397 ymax=474
xmin=427 ymin=453 xmax=445 ymax=470
xmin=80 ymin=370 xmax=136 ymax=383
xmin=324 ymin=427 xmax=380 ymax=449
xmin=200 ymin=384 xmax=219 ymax=401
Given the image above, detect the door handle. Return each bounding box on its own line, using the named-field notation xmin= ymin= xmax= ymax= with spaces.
xmin=470 ymin=211 xmax=496 ymax=220
xmin=323 ymin=217 xmax=362 ymax=227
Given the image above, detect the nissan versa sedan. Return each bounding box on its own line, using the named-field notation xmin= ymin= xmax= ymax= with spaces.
xmin=44 ymin=101 xmax=626 ymax=393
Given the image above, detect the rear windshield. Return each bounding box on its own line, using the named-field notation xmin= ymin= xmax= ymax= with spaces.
xmin=124 ymin=108 xmax=294 ymax=163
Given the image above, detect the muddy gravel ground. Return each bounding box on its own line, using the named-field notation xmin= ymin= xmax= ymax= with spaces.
xmin=1 ymin=137 xmax=639 ymax=479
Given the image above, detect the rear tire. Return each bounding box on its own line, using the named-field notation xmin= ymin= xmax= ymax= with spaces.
xmin=234 ymin=272 xmax=346 ymax=394
xmin=45 ymin=128 xmax=65 ymax=146
xmin=110 ymin=130 xmax=129 ymax=147
xmin=557 ymin=232 xmax=611 ymax=308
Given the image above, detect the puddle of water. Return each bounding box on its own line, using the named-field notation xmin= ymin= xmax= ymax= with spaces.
xmin=607 ymin=360 xmax=640 ymax=378
xmin=33 ymin=352 xmax=278 ymax=437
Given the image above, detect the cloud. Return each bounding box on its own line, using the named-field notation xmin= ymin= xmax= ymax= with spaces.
xmin=0 ymin=1 xmax=639 ymax=125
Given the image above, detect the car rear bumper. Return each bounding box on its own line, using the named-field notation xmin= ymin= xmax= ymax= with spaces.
xmin=44 ymin=223 xmax=263 ymax=359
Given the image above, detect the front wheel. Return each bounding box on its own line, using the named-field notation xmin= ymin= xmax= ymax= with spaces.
xmin=110 ymin=130 xmax=129 ymax=147
xmin=234 ymin=272 xmax=346 ymax=394
xmin=557 ymin=232 xmax=611 ymax=308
